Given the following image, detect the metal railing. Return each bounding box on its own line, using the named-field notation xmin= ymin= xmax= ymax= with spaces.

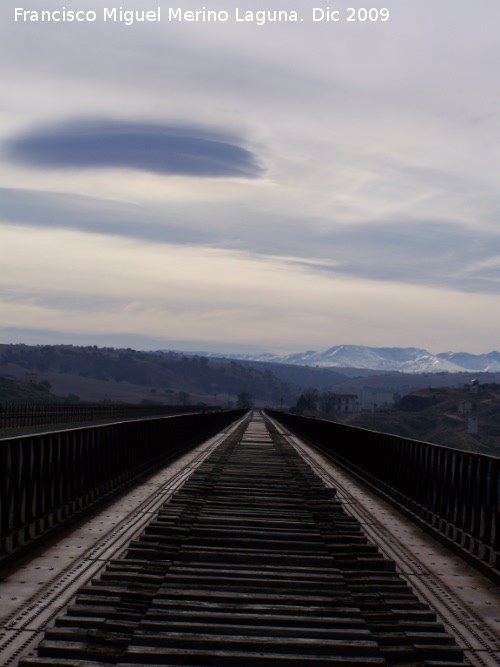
xmin=0 ymin=402 xmax=209 ymax=430
xmin=267 ymin=410 xmax=500 ymax=583
xmin=0 ymin=410 xmax=245 ymax=563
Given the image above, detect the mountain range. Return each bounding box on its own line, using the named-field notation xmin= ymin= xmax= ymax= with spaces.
xmin=200 ymin=345 xmax=500 ymax=374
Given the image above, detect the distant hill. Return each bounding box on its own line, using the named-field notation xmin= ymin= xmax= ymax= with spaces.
xmin=0 ymin=344 xmax=300 ymax=406
xmin=437 ymin=350 xmax=500 ymax=371
xmin=201 ymin=345 xmax=500 ymax=374
xmin=2 ymin=343 xmax=500 ymax=409
xmin=341 ymin=383 xmax=500 ymax=457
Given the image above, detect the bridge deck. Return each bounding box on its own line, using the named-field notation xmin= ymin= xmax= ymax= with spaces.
xmin=1 ymin=412 xmax=499 ymax=666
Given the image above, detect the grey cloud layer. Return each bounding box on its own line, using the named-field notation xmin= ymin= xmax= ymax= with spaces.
xmin=2 ymin=187 xmax=499 ymax=295
xmin=0 ymin=187 xmax=214 ymax=245
xmin=1 ymin=0 xmax=499 ymax=351
xmin=5 ymin=120 xmax=263 ymax=178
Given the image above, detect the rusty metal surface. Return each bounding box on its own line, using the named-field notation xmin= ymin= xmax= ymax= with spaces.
xmin=15 ymin=413 xmax=467 ymax=666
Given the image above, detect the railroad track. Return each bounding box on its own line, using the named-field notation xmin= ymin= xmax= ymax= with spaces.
xmin=268 ymin=415 xmax=500 ymax=667
xmin=14 ymin=412 xmax=473 ymax=666
xmin=0 ymin=418 xmax=244 ymax=667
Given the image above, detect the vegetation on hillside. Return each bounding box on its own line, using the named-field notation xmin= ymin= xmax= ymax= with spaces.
xmin=0 ymin=344 xmax=298 ymax=406
xmin=340 ymin=383 xmax=500 ymax=457
xmin=0 ymin=375 xmax=60 ymax=403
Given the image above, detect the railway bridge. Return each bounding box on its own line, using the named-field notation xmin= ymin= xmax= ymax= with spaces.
xmin=1 ymin=409 xmax=499 ymax=666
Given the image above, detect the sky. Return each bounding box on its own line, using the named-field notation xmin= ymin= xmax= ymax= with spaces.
xmin=1 ymin=0 xmax=499 ymax=355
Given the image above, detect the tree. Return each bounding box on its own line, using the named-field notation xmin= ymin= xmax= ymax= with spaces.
xmin=37 ymin=380 xmax=52 ymax=393
xmin=320 ymin=391 xmax=338 ymax=416
xmin=236 ymin=392 xmax=254 ymax=409
xmin=177 ymin=391 xmax=191 ymax=405
xmin=295 ymin=388 xmax=319 ymax=414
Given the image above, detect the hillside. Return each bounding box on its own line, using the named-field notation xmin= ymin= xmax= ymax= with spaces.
xmin=239 ymin=360 xmax=500 ymax=409
xmin=0 ymin=344 xmax=299 ymax=406
xmin=342 ymin=383 xmax=500 ymax=457
xmin=3 ymin=343 xmax=500 ymax=411
xmin=0 ymin=375 xmax=60 ymax=403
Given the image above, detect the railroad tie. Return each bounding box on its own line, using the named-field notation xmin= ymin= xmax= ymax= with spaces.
xmin=19 ymin=413 xmax=464 ymax=666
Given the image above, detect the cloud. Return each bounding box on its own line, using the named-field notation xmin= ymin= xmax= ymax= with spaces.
xmin=2 ymin=186 xmax=500 ymax=295
xmin=4 ymin=119 xmax=263 ymax=178
xmin=2 ymin=224 xmax=500 ymax=353
xmin=0 ymin=187 xmax=214 ymax=245
xmin=1 ymin=0 xmax=498 ymax=354
xmin=311 ymin=220 xmax=500 ymax=294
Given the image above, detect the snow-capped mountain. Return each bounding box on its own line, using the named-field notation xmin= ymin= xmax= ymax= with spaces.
xmin=200 ymin=345 xmax=500 ymax=374
xmin=436 ymin=351 xmax=500 ymax=372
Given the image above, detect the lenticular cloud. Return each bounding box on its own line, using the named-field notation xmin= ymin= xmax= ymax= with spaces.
xmin=6 ymin=119 xmax=263 ymax=178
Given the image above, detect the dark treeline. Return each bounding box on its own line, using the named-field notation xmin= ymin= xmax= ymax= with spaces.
xmin=0 ymin=344 xmax=299 ymax=405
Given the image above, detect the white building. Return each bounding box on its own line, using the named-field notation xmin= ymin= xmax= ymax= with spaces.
xmin=334 ymin=394 xmax=360 ymax=413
